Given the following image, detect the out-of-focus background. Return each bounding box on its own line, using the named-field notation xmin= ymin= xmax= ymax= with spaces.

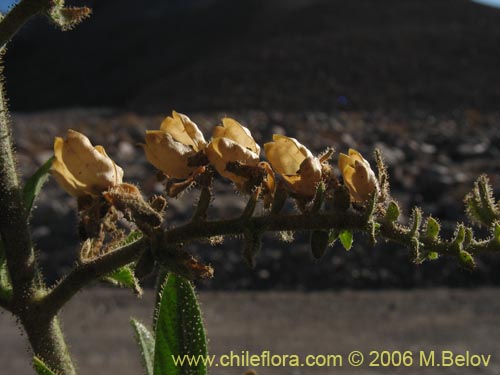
xmin=4 ymin=0 xmax=500 ymax=289
xmin=2 ymin=1 xmax=500 ymax=374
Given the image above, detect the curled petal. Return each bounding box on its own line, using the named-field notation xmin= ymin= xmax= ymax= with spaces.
xmin=160 ymin=111 xmax=206 ymax=151
xmin=264 ymin=135 xmax=312 ymax=175
xmin=212 ymin=118 xmax=260 ymax=155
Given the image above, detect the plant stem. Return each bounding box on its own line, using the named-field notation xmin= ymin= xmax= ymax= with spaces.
xmin=0 ymin=64 xmax=39 ymax=304
xmin=22 ymin=314 xmax=77 ymax=375
xmin=41 ymin=237 xmax=149 ymax=316
xmin=0 ymin=0 xmax=52 ymax=48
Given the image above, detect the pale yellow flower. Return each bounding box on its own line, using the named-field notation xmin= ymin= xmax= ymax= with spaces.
xmin=206 ymin=118 xmax=260 ymax=186
xmin=338 ymin=148 xmax=378 ymax=202
xmin=51 ymin=129 xmax=123 ymax=197
xmin=143 ymin=111 xmax=207 ymax=179
xmin=264 ymin=135 xmax=322 ymax=198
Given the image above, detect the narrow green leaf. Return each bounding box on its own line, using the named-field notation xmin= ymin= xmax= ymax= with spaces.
xmin=33 ymin=357 xmax=59 ymax=375
xmin=23 ymin=157 xmax=54 ymax=213
xmin=154 ymin=274 xmax=208 ymax=375
xmin=339 ymin=230 xmax=353 ymax=251
xmin=131 ymin=319 xmax=155 ymax=375
xmin=104 ymin=265 xmax=142 ymax=296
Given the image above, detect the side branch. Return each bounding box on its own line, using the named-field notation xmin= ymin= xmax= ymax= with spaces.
xmin=40 ymin=206 xmax=500 ymax=315
xmin=40 ymin=237 xmax=149 ymax=316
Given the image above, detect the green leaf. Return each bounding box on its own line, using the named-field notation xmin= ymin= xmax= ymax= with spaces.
xmin=494 ymin=222 xmax=500 ymax=244
xmin=123 ymin=230 xmax=143 ymax=246
xmin=104 ymin=265 xmax=142 ymax=296
xmin=33 ymin=357 xmax=59 ymax=375
xmin=154 ymin=274 xmax=208 ymax=375
xmin=384 ymin=201 xmax=400 ymax=222
xmin=131 ymin=319 xmax=155 ymax=375
xmin=424 ymin=217 xmax=440 ymax=241
xmin=458 ymin=250 xmax=475 ymax=271
xmin=427 ymin=252 xmax=439 ymax=260
xmin=23 ymin=157 xmax=54 ymax=213
xmin=0 ymin=238 xmax=11 ymax=299
xmin=339 ymin=230 xmax=353 ymax=251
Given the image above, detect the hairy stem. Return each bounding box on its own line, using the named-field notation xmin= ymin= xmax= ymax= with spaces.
xmin=22 ymin=314 xmax=77 ymax=375
xmin=0 ymin=0 xmax=52 ymax=48
xmin=41 ymin=237 xmax=149 ymax=316
xmin=42 ymin=202 xmax=500 ymax=317
xmin=0 ymin=65 xmax=39 ymax=307
xmin=0 ymin=2 xmax=78 ymax=370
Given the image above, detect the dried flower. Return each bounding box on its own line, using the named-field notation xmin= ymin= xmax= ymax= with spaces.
xmin=206 ymin=118 xmax=260 ymax=187
xmin=143 ymin=111 xmax=207 ymax=179
xmin=51 ymin=129 xmax=123 ymax=197
xmin=264 ymin=135 xmax=322 ymax=198
xmin=338 ymin=148 xmax=378 ymax=202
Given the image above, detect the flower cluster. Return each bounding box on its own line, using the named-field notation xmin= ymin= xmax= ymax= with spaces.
xmin=51 ymin=112 xmax=379 ymax=208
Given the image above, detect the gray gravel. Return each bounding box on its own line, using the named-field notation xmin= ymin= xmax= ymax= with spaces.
xmin=1 ymin=288 xmax=500 ymax=375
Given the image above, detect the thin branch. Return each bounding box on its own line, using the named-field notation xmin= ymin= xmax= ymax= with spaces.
xmin=40 ymin=204 xmax=500 ymax=315
xmin=40 ymin=237 xmax=149 ymax=316
xmin=0 ymin=0 xmax=52 ymax=48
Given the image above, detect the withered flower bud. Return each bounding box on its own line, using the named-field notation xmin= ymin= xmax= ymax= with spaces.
xmin=264 ymin=135 xmax=322 ymax=199
xmin=51 ymin=129 xmax=123 ymax=197
xmin=206 ymin=118 xmax=260 ymax=188
xmin=143 ymin=111 xmax=207 ymax=179
xmin=338 ymin=148 xmax=379 ymax=203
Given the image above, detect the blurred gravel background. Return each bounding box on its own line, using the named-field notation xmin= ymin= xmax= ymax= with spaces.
xmin=4 ymin=0 xmax=500 ymax=288
xmin=12 ymin=108 xmax=500 ymax=289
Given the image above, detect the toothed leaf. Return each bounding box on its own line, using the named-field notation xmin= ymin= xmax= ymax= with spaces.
xmin=104 ymin=265 xmax=142 ymax=296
